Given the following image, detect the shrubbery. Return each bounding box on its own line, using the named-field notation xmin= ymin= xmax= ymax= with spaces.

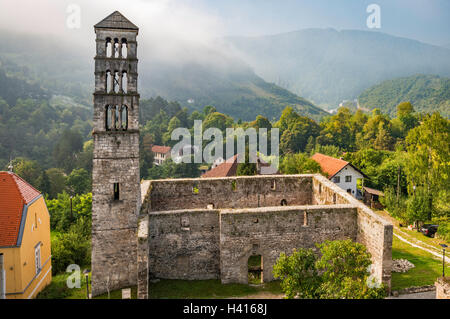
xmin=436 ymin=222 xmax=450 ymax=242
xmin=46 ymin=193 xmax=92 ymax=275
xmin=51 ymin=219 xmax=91 ymax=275
xmin=273 ymin=239 xmax=386 ymax=299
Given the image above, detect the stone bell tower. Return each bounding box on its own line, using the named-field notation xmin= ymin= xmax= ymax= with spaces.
xmin=91 ymin=11 xmax=140 ymax=296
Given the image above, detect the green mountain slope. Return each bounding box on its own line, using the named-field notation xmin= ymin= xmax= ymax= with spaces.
xmin=358 ymin=74 xmax=450 ymax=117
xmin=0 ymin=31 xmax=327 ymax=122
xmin=227 ymin=29 xmax=450 ymax=109
xmin=141 ymin=59 xmax=327 ymax=121
xmin=0 ymin=66 xmax=49 ymax=105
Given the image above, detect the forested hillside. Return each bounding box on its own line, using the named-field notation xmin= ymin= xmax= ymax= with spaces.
xmin=227 ymin=29 xmax=450 ymax=108
xmin=358 ymin=74 xmax=450 ymax=117
xmin=0 ymin=31 xmax=327 ymax=122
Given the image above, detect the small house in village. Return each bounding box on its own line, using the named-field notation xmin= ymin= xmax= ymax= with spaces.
xmin=311 ymin=153 xmax=366 ymax=199
xmin=151 ymin=145 xmax=171 ymax=166
xmin=201 ymin=154 xmax=278 ymax=178
xmin=0 ymin=172 xmax=52 ymax=299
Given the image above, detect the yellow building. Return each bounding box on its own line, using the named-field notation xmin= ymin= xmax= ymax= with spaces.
xmin=0 ymin=171 xmax=52 ymax=299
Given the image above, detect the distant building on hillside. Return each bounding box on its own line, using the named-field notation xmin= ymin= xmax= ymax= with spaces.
xmin=151 ymin=145 xmax=171 ymax=166
xmin=0 ymin=172 xmax=52 ymax=299
xmin=201 ymin=155 xmax=278 ymax=178
xmin=311 ymin=153 xmax=366 ymax=199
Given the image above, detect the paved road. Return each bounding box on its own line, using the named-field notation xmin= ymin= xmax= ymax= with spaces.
xmin=387 ymin=290 xmax=435 ymax=299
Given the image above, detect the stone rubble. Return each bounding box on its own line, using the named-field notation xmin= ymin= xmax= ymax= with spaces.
xmin=392 ymin=259 xmax=415 ymax=273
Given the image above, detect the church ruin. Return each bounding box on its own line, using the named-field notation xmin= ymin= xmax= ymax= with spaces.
xmin=91 ymin=12 xmax=393 ymax=299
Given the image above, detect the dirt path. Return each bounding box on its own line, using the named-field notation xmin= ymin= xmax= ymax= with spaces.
xmin=374 ymin=210 xmax=449 ymax=263
xmin=394 ymin=233 xmax=450 ymax=265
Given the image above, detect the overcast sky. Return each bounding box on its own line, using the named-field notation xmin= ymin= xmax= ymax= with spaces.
xmin=0 ymin=0 xmax=448 ymax=46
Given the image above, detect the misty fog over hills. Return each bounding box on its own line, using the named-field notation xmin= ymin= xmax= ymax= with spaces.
xmin=1 ymin=27 xmax=449 ymax=121
xmin=0 ymin=31 xmax=327 ymax=121
xmin=226 ymin=28 xmax=450 ymax=109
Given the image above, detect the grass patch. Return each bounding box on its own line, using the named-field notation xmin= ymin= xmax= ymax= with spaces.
xmin=376 ymin=209 xmax=449 ymax=250
xmin=37 ymin=269 xmax=90 ymax=299
xmin=38 ymin=275 xmax=282 ymax=299
xmin=37 ymin=269 xmax=138 ymax=299
xmin=397 ymin=226 xmax=449 ymax=251
xmin=391 ymin=236 xmax=450 ymax=291
xmin=149 ymin=279 xmax=282 ymax=299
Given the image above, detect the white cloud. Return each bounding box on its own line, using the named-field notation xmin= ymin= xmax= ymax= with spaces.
xmin=0 ymin=0 xmax=224 ymax=60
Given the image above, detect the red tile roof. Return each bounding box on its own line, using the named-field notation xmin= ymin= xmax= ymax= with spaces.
xmin=0 ymin=172 xmax=41 ymax=247
xmin=201 ymin=155 xmax=239 ymax=178
xmin=311 ymin=153 xmax=349 ymax=179
xmin=151 ymin=145 xmax=171 ymax=154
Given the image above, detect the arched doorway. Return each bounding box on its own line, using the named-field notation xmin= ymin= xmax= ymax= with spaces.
xmin=248 ymin=255 xmax=263 ymax=284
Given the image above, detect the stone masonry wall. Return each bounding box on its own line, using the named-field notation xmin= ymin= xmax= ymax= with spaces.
xmin=142 ymin=204 xmax=357 ymax=284
xmin=219 ymin=205 xmax=358 ymax=284
xmin=312 ymin=174 xmax=393 ymax=291
xmin=145 ymin=175 xmax=313 ymax=212
xmin=435 ymin=277 xmax=450 ymax=299
xmin=136 ymin=174 xmax=393 ymax=298
xmin=148 ymin=209 xmax=220 ymax=280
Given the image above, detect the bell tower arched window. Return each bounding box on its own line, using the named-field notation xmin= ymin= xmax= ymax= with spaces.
xmin=106 ymin=38 xmax=112 ymax=57
xmin=114 ymin=38 xmax=120 ymax=58
xmin=113 ymin=71 xmax=120 ymax=93
xmin=105 ymin=105 xmax=128 ymax=131
xmin=121 ymin=105 xmax=128 ymax=130
xmin=121 ymin=38 xmax=128 ymax=58
xmin=121 ymin=71 xmax=128 ymax=93
xmin=105 ymin=105 xmax=112 ymax=130
xmin=106 ymin=70 xmax=111 ymax=93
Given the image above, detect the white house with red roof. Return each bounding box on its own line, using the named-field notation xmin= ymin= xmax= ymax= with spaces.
xmin=311 ymin=153 xmax=366 ymax=199
xmin=201 ymin=154 xmax=278 ymax=178
xmin=151 ymin=145 xmax=171 ymax=166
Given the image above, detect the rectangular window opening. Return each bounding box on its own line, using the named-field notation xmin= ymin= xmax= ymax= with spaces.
xmin=35 ymin=243 xmax=41 ymax=275
xmin=114 ymin=183 xmax=120 ymax=200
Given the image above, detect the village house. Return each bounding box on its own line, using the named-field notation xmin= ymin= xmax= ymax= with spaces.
xmin=311 ymin=153 xmax=366 ymax=199
xmin=201 ymin=154 xmax=278 ymax=178
xmin=151 ymin=145 xmax=171 ymax=166
xmin=0 ymin=172 xmax=52 ymax=299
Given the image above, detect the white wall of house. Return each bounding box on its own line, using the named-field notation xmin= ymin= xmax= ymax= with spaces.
xmin=331 ymin=165 xmax=364 ymax=199
xmin=153 ymin=152 xmax=170 ymax=166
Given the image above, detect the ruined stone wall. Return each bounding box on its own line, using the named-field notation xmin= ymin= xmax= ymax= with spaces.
xmin=137 ymin=214 xmax=149 ymax=299
xmin=145 ymin=175 xmax=313 ymax=212
xmin=312 ymin=175 xmax=393 ymax=290
xmin=435 ymin=277 xmax=450 ymax=299
xmin=136 ymin=174 xmax=393 ymax=298
xmin=141 ymin=203 xmax=357 ymax=284
xmin=219 ymin=205 xmax=358 ymax=283
xmin=147 ymin=209 xmax=220 ymax=280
